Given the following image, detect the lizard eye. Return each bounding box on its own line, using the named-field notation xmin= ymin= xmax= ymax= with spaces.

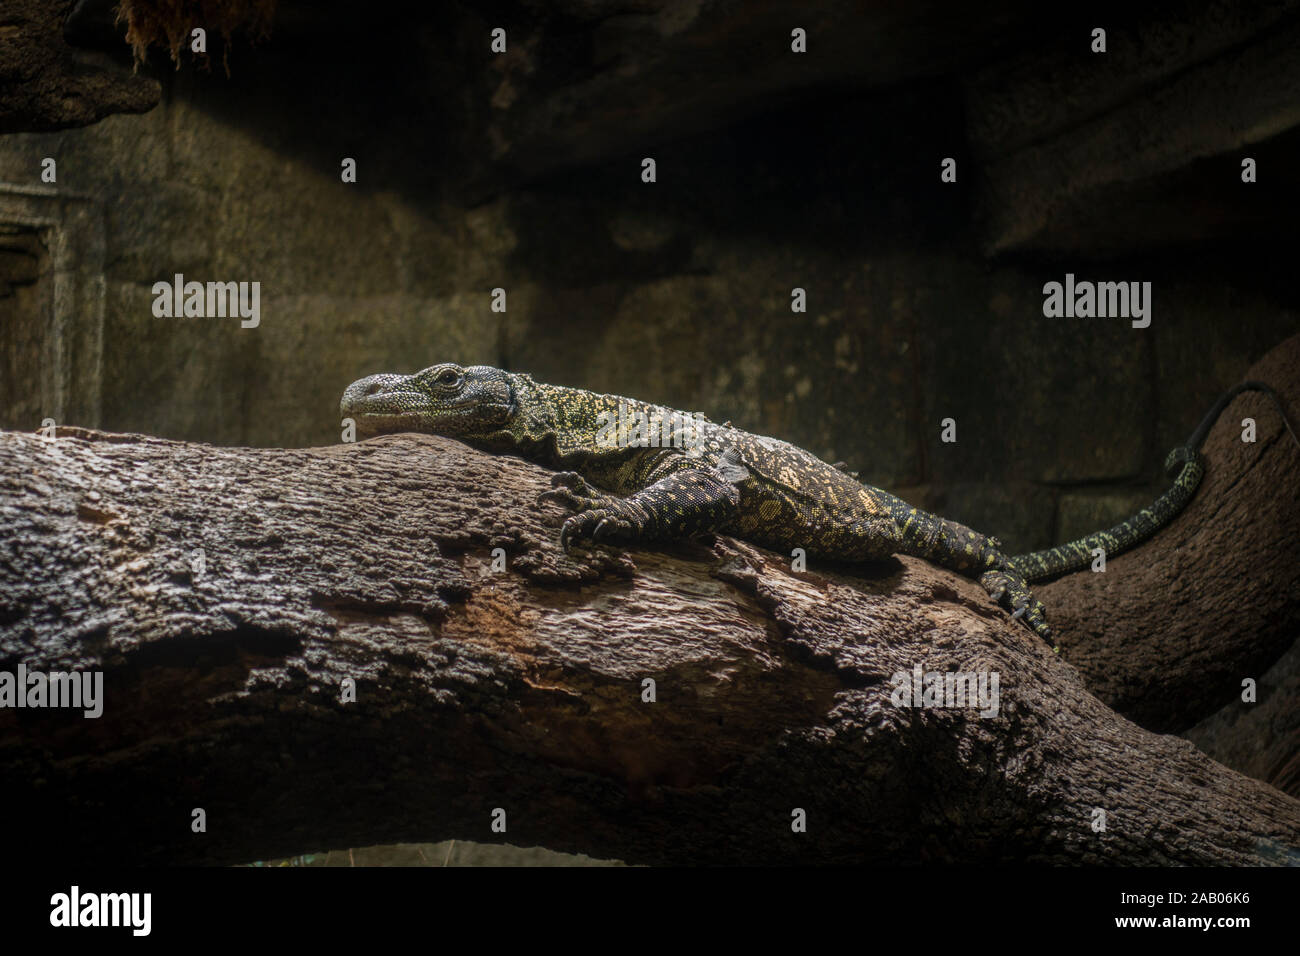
xmin=434 ymin=368 xmax=462 ymax=388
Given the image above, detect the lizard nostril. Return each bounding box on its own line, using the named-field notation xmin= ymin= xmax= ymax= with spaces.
xmin=364 ymin=381 xmax=383 ymax=396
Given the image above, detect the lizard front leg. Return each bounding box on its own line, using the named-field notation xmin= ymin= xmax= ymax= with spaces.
xmin=538 ymin=464 xmax=741 ymax=550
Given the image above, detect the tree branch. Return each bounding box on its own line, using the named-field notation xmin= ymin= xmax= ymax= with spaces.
xmin=1 ymin=418 xmax=1296 ymax=865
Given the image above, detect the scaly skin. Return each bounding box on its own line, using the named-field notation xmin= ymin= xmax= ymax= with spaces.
xmin=340 ymin=366 xmax=1296 ymax=652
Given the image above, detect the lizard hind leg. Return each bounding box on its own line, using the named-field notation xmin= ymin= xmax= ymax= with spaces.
xmin=893 ymin=509 xmax=1059 ymax=651
xmin=980 ymin=569 xmax=1055 ymax=651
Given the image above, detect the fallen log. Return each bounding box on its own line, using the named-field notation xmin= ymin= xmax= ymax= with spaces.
xmin=0 ymin=419 xmax=1296 ymax=864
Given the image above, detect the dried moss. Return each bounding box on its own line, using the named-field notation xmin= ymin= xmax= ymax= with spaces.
xmin=116 ymin=0 xmax=276 ymax=71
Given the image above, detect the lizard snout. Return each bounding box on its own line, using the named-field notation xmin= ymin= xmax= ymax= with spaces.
xmin=340 ymin=374 xmax=405 ymax=417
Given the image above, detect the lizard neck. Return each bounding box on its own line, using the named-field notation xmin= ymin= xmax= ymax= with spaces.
xmin=499 ymin=373 xmax=562 ymax=458
xmin=502 ymin=376 xmax=656 ymax=469
xmin=464 ymin=373 xmax=590 ymax=466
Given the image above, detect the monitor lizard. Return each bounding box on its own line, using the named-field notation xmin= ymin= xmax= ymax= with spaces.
xmin=340 ymin=365 xmax=1297 ymax=652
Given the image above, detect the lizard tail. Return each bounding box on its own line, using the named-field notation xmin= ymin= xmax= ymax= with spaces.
xmin=1008 ymin=380 xmax=1299 ymax=584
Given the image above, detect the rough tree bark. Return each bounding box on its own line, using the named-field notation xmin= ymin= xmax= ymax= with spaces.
xmin=0 ymin=0 xmax=159 ymax=134
xmin=1 ymin=407 xmax=1297 ymax=865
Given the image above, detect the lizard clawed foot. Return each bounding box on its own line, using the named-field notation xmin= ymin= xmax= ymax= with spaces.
xmin=558 ymin=501 xmax=649 ymax=552
xmin=979 ymin=569 xmax=1057 ymax=651
xmin=540 ymin=472 xmax=649 ymax=552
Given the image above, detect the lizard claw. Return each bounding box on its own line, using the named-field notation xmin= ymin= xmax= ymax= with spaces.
xmin=559 ymin=514 xmax=588 ymax=552
xmin=558 ymin=503 xmax=647 ymax=551
xmin=539 ymin=472 xmax=606 ymax=513
xmin=559 ymin=508 xmax=611 ymax=551
xmin=538 ymin=488 xmax=584 ymax=509
xmin=980 ymin=569 xmax=1055 ymax=649
xmin=550 ymin=471 xmax=595 ymax=493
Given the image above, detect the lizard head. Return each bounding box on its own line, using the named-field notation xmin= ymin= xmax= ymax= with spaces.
xmin=340 ymin=364 xmax=517 ymax=439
